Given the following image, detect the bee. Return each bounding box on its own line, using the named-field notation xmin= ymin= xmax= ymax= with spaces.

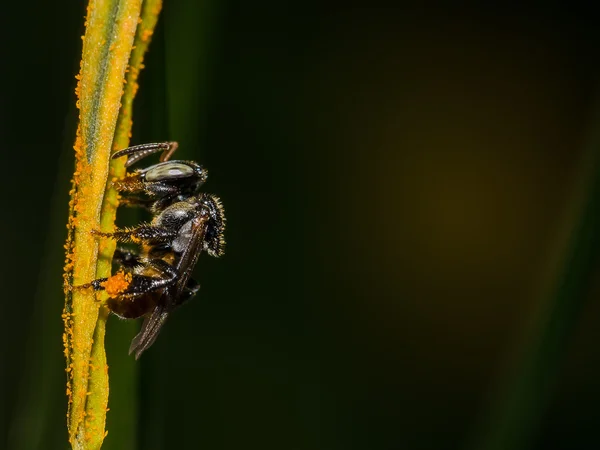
xmin=80 ymin=142 xmax=225 ymax=359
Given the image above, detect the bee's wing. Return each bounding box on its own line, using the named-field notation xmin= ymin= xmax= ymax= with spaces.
xmin=129 ymin=214 xmax=209 ymax=359
xmin=129 ymin=302 xmax=169 ymax=360
xmin=174 ymin=213 xmax=209 ymax=296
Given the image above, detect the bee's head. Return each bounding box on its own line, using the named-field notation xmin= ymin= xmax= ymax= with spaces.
xmin=199 ymin=193 xmax=226 ymax=257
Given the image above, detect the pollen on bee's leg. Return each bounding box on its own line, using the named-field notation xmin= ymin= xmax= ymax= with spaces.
xmin=72 ymin=282 xmax=94 ymax=291
xmin=101 ymin=271 xmax=132 ymax=298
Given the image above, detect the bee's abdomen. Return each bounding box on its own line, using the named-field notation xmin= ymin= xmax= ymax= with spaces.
xmin=107 ymin=291 xmax=160 ymax=319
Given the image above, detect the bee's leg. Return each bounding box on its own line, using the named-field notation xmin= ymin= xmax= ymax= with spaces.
xmin=112 ymin=174 xmax=145 ymax=193
xmin=96 ymin=260 xmax=178 ymax=319
xmin=118 ymin=260 xmax=178 ymax=297
xmin=112 ymin=141 xmax=178 ymax=167
xmin=114 ymin=176 xmax=179 ymax=198
xmin=93 ymin=225 xmax=177 ymax=244
xmin=79 ymin=278 xmax=108 ymax=291
xmin=78 ymin=259 xmax=177 ymax=296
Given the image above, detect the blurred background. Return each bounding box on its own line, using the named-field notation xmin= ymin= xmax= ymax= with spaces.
xmin=2 ymin=2 xmax=600 ymax=449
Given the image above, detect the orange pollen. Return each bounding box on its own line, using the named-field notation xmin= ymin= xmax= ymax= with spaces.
xmin=101 ymin=271 xmax=132 ymax=298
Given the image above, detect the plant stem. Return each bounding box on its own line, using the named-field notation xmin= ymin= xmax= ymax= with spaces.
xmin=63 ymin=0 xmax=161 ymax=448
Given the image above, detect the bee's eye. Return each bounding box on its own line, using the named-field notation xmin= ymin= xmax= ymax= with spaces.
xmin=144 ymin=162 xmax=195 ymax=182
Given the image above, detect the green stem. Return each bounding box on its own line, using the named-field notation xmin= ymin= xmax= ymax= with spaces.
xmin=63 ymin=0 xmax=154 ymax=448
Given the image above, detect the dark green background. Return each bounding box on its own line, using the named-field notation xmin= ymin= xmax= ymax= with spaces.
xmin=2 ymin=2 xmax=600 ymax=449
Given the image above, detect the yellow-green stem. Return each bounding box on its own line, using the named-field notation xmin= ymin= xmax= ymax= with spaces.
xmin=63 ymin=0 xmax=162 ymax=448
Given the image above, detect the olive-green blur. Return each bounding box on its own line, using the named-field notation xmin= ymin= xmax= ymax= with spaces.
xmin=2 ymin=2 xmax=600 ymax=450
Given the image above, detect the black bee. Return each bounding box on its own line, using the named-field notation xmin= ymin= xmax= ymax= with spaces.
xmin=81 ymin=142 xmax=225 ymax=359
